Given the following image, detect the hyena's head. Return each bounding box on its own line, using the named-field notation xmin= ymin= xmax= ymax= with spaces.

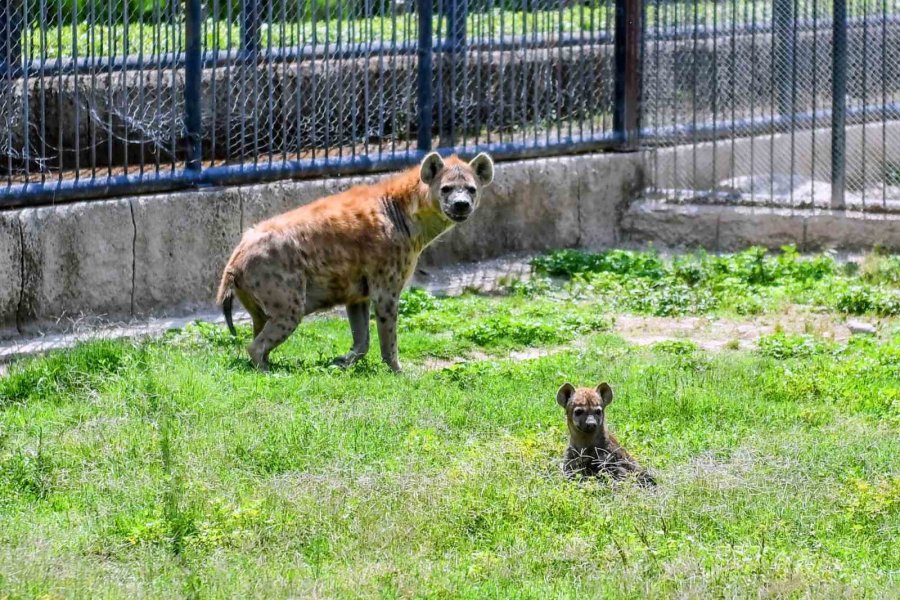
xmin=419 ymin=152 xmax=494 ymax=223
xmin=557 ymin=382 xmax=613 ymax=437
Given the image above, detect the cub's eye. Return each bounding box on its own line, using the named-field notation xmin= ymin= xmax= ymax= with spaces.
xmin=573 ymin=408 xmax=585 ymax=417
xmin=440 ymin=186 xmax=452 ymax=194
xmin=466 ymin=186 xmax=477 ymax=195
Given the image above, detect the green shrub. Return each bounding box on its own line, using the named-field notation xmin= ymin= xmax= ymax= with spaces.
xmin=835 ymin=286 xmax=900 ymax=317
xmin=398 ymin=287 xmax=438 ymax=317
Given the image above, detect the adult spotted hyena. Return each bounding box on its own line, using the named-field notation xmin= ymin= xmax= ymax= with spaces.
xmin=216 ymin=152 xmax=494 ymax=372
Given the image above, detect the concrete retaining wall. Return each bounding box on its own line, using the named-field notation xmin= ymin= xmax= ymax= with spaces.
xmin=620 ymin=201 xmax=900 ymax=253
xmin=0 ymin=152 xmax=641 ymax=338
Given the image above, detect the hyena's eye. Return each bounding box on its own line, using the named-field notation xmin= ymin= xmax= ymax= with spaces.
xmin=440 ymin=186 xmax=452 ymax=194
xmin=573 ymin=408 xmax=585 ymax=417
xmin=466 ymin=186 xmax=477 ymax=195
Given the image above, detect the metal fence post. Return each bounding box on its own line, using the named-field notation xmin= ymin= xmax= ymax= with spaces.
xmin=242 ymin=0 xmax=262 ymax=58
xmin=831 ymin=0 xmax=847 ymax=209
xmin=0 ymin=0 xmax=24 ymax=76
xmin=417 ymin=0 xmax=434 ymax=153
xmin=613 ymin=0 xmax=642 ymax=150
xmin=773 ymin=0 xmax=795 ymax=118
xmin=185 ymin=0 xmax=203 ymax=172
xmin=438 ymin=0 xmax=467 ymax=147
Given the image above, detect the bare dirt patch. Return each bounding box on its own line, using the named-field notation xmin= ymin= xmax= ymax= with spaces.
xmin=612 ymin=310 xmax=855 ymax=352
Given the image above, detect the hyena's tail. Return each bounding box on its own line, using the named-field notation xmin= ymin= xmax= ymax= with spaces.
xmin=216 ymin=267 xmax=238 ymax=337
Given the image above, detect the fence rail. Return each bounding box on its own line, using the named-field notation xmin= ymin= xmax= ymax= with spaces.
xmin=2 ymin=0 xmax=900 ymax=208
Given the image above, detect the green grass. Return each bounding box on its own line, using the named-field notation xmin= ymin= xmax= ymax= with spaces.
xmin=20 ymin=0 xmax=793 ymax=60
xmin=0 ymin=247 xmax=898 ymax=597
xmin=26 ymin=0 xmax=894 ymax=60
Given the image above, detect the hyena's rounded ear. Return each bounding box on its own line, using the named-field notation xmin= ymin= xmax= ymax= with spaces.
xmin=420 ymin=152 xmax=445 ymax=185
xmin=596 ymin=382 xmax=614 ymax=407
xmin=468 ymin=152 xmax=494 ymax=186
xmin=556 ymin=382 xmax=575 ymax=408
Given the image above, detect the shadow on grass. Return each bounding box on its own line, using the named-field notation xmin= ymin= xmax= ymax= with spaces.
xmin=224 ymin=353 xmax=387 ymax=377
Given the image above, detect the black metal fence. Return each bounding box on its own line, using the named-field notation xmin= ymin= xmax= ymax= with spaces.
xmin=1 ymin=0 xmax=899 ymax=209
xmin=642 ymin=0 xmax=900 ymax=211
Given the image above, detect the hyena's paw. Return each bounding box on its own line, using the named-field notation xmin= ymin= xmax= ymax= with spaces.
xmin=331 ymin=351 xmax=364 ymax=368
xmin=248 ymin=347 xmax=270 ymax=372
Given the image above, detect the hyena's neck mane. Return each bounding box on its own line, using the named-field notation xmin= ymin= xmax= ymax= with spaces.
xmin=381 ymin=166 xmax=455 ymax=250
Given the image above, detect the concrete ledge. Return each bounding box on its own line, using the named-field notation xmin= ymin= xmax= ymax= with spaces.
xmin=804 ymin=210 xmax=900 ymax=251
xmin=620 ymin=201 xmax=720 ymax=250
xmin=621 ymin=201 xmax=900 ymax=252
xmin=717 ymin=206 xmax=808 ymax=252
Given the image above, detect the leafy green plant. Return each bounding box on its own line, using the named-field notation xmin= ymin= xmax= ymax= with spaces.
xmin=398 ymin=287 xmax=438 ymax=317
xmin=462 ymin=316 xmax=563 ymax=347
xmin=757 ymin=332 xmax=830 ymax=359
xmin=835 ymin=286 xmax=900 ymax=317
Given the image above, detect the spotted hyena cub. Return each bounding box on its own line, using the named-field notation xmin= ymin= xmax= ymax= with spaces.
xmin=216 ymin=152 xmax=494 ymax=372
xmin=557 ymin=382 xmax=656 ymax=486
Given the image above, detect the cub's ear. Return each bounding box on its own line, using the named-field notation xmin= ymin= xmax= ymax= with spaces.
xmin=556 ymin=382 xmax=575 ymax=408
xmin=468 ymin=152 xmax=494 ymax=186
xmin=596 ymin=382 xmax=614 ymax=407
xmin=420 ymin=152 xmax=445 ymax=185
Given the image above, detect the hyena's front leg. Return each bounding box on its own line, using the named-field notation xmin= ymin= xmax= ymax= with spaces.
xmin=373 ymin=291 xmax=402 ymax=372
xmin=332 ymin=301 xmax=371 ymax=368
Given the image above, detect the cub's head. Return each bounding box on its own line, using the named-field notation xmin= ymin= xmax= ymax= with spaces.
xmin=556 ymin=382 xmax=613 ymax=436
xmin=419 ymin=152 xmax=494 ymax=223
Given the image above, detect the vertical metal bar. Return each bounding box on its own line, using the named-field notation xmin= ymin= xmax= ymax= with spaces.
xmin=439 ymin=0 xmax=467 ymax=147
xmin=613 ymin=0 xmax=642 ymax=150
xmin=264 ymin=0 xmax=275 ymax=167
xmin=860 ymin=0 xmax=869 ymax=209
xmin=773 ymin=0 xmax=793 ymax=117
xmin=496 ymin=0 xmax=506 ymax=145
xmin=20 ymin=0 xmax=29 ymax=182
xmin=38 ymin=0 xmax=46 ymax=184
xmin=185 ymin=0 xmax=203 ymax=171
xmin=107 ymin=0 xmax=115 ymax=179
xmin=208 ymin=0 xmax=218 ymax=165
xmin=242 ymin=0 xmax=261 ymax=57
xmin=831 ymin=0 xmax=847 ymax=209
xmin=416 ymin=0 xmax=434 ymax=152
xmin=70 ymin=0 xmax=79 ymax=180
xmin=882 ymin=0 xmax=888 ymax=209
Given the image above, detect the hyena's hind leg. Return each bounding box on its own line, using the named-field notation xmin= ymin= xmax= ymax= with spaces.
xmin=235 ymin=288 xmax=268 ymax=337
xmin=245 ymin=275 xmax=306 ymax=371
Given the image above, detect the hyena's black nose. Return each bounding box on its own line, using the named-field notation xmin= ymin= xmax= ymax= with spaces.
xmin=451 ymin=199 xmax=471 ymax=214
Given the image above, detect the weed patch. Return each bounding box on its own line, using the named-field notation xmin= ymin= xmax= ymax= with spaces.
xmin=533 ymin=246 xmax=899 ymax=317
